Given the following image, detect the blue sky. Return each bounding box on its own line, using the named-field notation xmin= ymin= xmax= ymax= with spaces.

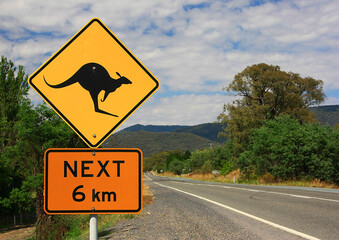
xmin=0 ymin=0 xmax=338 ymax=127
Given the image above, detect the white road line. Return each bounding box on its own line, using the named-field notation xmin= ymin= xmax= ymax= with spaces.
xmin=151 ymin=176 xmax=339 ymax=203
xmin=145 ymin=174 xmax=320 ymax=240
xmin=221 ymin=185 xmax=339 ymax=203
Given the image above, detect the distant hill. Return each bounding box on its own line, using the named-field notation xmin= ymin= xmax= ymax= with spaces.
xmin=174 ymin=123 xmax=225 ymax=143
xmin=103 ymin=131 xmax=220 ymax=157
xmin=122 ymin=122 xmax=224 ymax=142
xmin=122 ymin=124 xmax=189 ymax=133
xmin=309 ymin=105 xmax=339 ymax=126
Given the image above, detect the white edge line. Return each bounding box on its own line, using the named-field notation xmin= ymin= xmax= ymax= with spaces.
xmin=162 ymin=178 xmax=339 ymax=203
xmin=145 ymin=175 xmax=320 ymax=240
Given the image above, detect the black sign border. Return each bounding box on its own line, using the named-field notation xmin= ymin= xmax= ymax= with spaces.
xmin=29 ymin=18 xmax=160 ymax=148
xmin=44 ymin=148 xmax=142 ymax=214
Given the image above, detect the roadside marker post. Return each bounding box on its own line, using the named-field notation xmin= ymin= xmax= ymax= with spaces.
xmin=29 ymin=18 xmax=160 ymax=240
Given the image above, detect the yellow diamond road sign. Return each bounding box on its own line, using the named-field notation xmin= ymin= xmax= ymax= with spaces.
xmin=28 ymin=18 xmax=160 ymax=148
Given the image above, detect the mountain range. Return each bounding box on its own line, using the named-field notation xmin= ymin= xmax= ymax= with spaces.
xmin=102 ymin=123 xmax=223 ymax=157
xmin=103 ymin=105 xmax=339 ymax=157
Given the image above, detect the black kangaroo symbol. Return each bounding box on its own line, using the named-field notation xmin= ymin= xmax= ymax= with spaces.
xmin=44 ymin=63 xmax=132 ymax=117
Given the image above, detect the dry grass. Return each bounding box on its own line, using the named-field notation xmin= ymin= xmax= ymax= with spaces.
xmin=182 ymin=170 xmax=240 ymax=183
xmin=143 ymin=184 xmax=154 ymax=205
xmin=155 ymin=170 xmax=338 ymax=189
xmin=266 ymin=179 xmax=338 ymax=189
xmin=156 ymin=170 xmax=240 ymax=183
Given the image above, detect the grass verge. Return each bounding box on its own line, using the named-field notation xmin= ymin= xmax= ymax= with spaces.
xmin=156 ymin=171 xmax=338 ymax=189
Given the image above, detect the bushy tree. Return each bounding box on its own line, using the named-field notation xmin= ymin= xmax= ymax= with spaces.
xmin=201 ymin=160 xmax=213 ymax=174
xmin=187 ymin=149 xmax=213 ymax=171
xmin=0 ymin=55 xmax=86 ymax=238
xmin=218 ymin=63 xmax=325 ymax=155
xmin=10 ymin=100 xmax=84 ymax=239
xmin=212 ymin=140 xmax=235 ymax=174
xmin=165 ymin=150 xmax=190 ymax=171
xmin=0 ymin=56 xmax=29 ymax=217
xmin=238 ymin=115 xmax=338 ymax=183
xmin=144 ymin=151 xmax=169 ymax=172
xmin=168 ymin=158 xmax=185 ymax=175
xmin=0 ymin=56 xmax=29 ymax=151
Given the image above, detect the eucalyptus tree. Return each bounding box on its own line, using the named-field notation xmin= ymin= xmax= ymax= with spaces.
xmin=218 ymin=63 xmax=325 ymax=155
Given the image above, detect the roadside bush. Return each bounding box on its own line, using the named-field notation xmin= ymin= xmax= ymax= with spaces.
xmin=144 ymin=151 xmax=169 ymax=172
xmin=217 ymin=140 xmax=235 ymax=175
xmin=187 ymin=149 xmax=213 ymax=171
xmin=238 ymin=115 xmax=339 ymax=184
xmin=220 ymin=160 xmax=233 ymax=175
xmin=165 ymin=150 xmax=190 ymax=172
xmin=168 ymin=158 xmax=185 ymax=175
xmin=201 ymin=160 xmax=213 ymax=174
xmin=260 ymin=173 xmax=276 ymax=184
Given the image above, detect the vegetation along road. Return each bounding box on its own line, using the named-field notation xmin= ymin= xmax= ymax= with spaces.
xmin=105 ymin=173 xmax=339 ymax=240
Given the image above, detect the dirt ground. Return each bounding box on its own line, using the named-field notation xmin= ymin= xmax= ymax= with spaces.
xmin=0 ymin=225 xmax=35 ymax=240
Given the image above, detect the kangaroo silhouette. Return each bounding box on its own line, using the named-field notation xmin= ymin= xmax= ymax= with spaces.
xmin=44 ymin=63 xmax=132 ymax=117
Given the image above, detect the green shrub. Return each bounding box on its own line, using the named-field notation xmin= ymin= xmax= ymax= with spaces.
xmin=238 ymin=115 xmax=339 ymax=184
xmin=220 ymin=160 xmax=233 ymax=175
xmin=187 ymin=149 xmax=213 ymax=171
xmin=168 ymin=158 xmax=185 ymax=175
xmin=201 ymin=160 xmax=213 ymax=174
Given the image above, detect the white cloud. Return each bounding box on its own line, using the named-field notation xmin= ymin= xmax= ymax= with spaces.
xmin=323 ymin=96 xmax=339 ymax=106
xmin=121 ymin=94 xmax=237 ymax=128
xmin=28 ymin=88 xmax=43 ymax=105
xmin=1 ymin=0 xmax=338 ymax=126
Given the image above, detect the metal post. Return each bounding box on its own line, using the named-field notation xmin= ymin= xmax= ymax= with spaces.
xmin=90 ymin=214 xmax=98 ymax=240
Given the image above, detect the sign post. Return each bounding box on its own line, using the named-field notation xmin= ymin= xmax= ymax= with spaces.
xmin=90 ymin=214 xmax=98 ymax=240
xmin=29 ymin=18 xmax=160 ymax=240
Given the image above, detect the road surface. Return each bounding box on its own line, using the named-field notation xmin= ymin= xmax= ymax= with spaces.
xmin=104 ymin=173 xmax=339 ymax=239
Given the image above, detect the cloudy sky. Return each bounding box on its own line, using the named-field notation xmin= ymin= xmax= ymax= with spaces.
xmin=1 ymin=0 xmax=338 ymax=128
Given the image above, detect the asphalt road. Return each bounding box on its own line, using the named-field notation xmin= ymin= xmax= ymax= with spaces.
xmin=104 ymin=173 xmax=339 ymax=240
xmin=143 ymin=173 xmax=339 ymax=240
